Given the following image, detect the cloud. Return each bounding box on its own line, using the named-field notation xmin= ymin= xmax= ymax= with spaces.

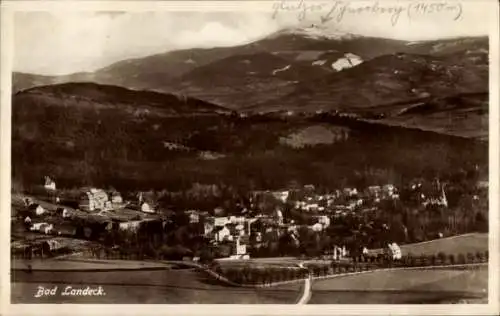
xmin=13 ymin=4 xmax=491 ymax=75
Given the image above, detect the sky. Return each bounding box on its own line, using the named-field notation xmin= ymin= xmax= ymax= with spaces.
xmin=12 ymin=0 xmax=493 ymax=75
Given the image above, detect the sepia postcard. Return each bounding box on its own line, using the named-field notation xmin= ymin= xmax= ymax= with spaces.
xmin=1 ymin=0 xmax=499 ymax=315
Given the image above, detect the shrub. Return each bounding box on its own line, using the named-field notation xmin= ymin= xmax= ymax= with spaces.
xmin=437 ymin=252 xmax=447 ymax=265
xmin=429 ymin=254 xmax=437 ymax=266
xmin=331 ymin=263 xmax=339 ymax=274
xmin=457 ymin=253 xmax=466 ymax=264
xmin=467 ymin=252 xmax=475 ymax=263
xmin=322 ymin=265 xmax=329 ymax=276
xmin=419 ymin=254 xmax=428 ymax=266
xmin=475 ymin=251 xmax=483 ymax=262
xmin=448 ymin=254 xmax=456 ymax=265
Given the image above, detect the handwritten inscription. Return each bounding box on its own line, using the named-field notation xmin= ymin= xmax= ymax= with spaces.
xmin=272 ymin=0 xmax=463 ymax=26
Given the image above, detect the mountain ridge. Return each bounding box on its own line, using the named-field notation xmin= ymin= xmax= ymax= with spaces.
xmin=12 ymin=28 xmax=488 ymax=95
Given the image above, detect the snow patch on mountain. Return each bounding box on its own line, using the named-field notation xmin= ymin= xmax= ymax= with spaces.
xmin=332 ymin=53 xmax=363 ymax=71
xmin=312 ymin=60 xmax=327 ymax=66
xmin=268 ymin=25 xmax=356 ymax=40
xmin=272 ymin=65 xmax=291 ymax=75
xmin=406 ymin=41 xmax=422 ymax=46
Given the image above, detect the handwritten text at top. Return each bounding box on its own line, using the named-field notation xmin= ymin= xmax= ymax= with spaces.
xmin=271 ymin=0 xmax=463 ymax=26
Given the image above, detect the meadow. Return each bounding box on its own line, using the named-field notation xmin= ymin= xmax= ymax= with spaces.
xmin=308 ymin=265 xmax=488 ymax=304
xmin=11 ymin=267 xmax=302 ymax=304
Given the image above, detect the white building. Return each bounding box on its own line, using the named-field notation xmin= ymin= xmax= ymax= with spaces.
xmin=386 ymin=242 xmax=402 ymax=260
xmin=215 ymin=226 xmax=232 ymax=242
xmin=110 ymin=191 xmax=123 ymax=204
xmin=343 ymin=188 xmax=358 ymax=197
xmin=119 ymin=220 xmax=142 ymax=232
xmin=274 ymin=208 xmax=284 ymax=225
xmin=30 ymin=222 xmax=53 ymax=234
xmin=141 ymin=202 xmax=155 ymax=213
xmin=213 ymin=216 xmax=230 ymax=227
xmin=316 ymin=215 xmax=331 ymax=228
xmin=44 ymin=176 xmax=56 ymax=191
xmin=79 ymin=188 xmax=111 ymax=212
xmin=58 ymin=207 xmax=70 ymax=218
xmin=311 ymin=223 xmax=323 ymax=232
xmin=272 ymin=190 xmax=289 ymax=203
xmin=28 ymin=204 xmax=46 ymax=216
xmin=24 ymin=216 xmax=32 ymax=225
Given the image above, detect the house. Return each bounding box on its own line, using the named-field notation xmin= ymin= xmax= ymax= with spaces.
xmin=79 ymin=189 xmax=111 ymax=212
xmin=232 ymin=237 xmax=247 ymax=256
xmin=186 ymin=210 xmax=200 ymax=224
xmin=311 ymin=223 xmax=323 ymax=232
xmin=44 ymin=176 xmax=56 ymax=191
xmin=213 ymin=207 xmax=225 ymax=216
xmin=272 ymin=190 xmax=289 ymax=203
xmin=30 ymin=222 xmax=53 ymax=234
xmin=332 ymin=245 xmax=347 ymax=260
xmin=304 ymin=184 xmax=315 ymax=192
xmin=30 ymin=222 xmax=48 ymax=231
xmin=385 ymin=242 xmax=402 ymax=260
xmin=215 ymin=225 xmax=232 ymax=242
xmin=315 ymin=215 xmax=331 ymax=228
xmin=343 ymin=188 xmax=358 ymax=197
xmin=119 ymin=220 xmax=142 ymax=232
xmin=228 ymin=216 xmax=245 ymax=225
xmin=274 ymin=208 xmax=284 ymax=225
xmin=423 ymin=180 xmax=448 ymax=208
xmin=476 ymin=180 xmax=488 ymax=191
xmin=118 ymin=219 xmax=157 ymax=232
xmin=42 ymin=239 xmax=64 ymax=252
xmin=141 ymin=202 xmax=155 ymax=213
xmin=366 ymin=186 xmax=381 ymax=198
xmin=227 ymin=223 xmax=245 ymax=239
xmin=110 ymin=191 xmax=123 ymax=204
xmin=382 ymin=184 xmax=395 ymax=195
xmin=23 ymin=197 xmax=33 ymax=207
xmin=304 ymin=203 xmax=319 ymax=212
xmin=56 ymin=224 xmax=77 ymax=237
xmin=28 ymin=204 xmax=46 ymax=216
xmin=57 ymin=207 xmax=71 ymax=218
xmin=204 ymin=221 xmax=215 ymax=237
xmin=213 ymin=216 xmax=230 ymax=227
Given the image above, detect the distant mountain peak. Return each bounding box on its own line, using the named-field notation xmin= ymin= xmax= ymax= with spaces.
xmin=268 ymin=25 xmax=358 ymax=40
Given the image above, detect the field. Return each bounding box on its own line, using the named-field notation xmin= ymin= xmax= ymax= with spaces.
xmin=309 ymin=266 xmax=488 ymax=304
xmin=369 ymin=233 xmax=489 ymax=257
xmin=11 ymin=259 xmax=303 ymax=304
xmin=216 ymin=257 xmax=302 ymax=268
xmin=11 ymin=258 xmax=175 ymax=271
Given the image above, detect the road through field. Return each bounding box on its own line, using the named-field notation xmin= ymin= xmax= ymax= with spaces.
xmin=296 ymin=262 xmax=312 ymax=304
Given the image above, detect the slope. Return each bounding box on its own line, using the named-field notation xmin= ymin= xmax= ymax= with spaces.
xmin=252 ymin=51 xmax=488 ymax=113
xmin=170 ymin=52 xmax=333 ymax=108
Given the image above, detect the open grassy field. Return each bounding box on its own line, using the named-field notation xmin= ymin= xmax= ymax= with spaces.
xmin=216 ymin=257 xmax=302 ymax=269
xmin=11 ymin=258 xmax=175 ymax=271
xmin=11 ymin=267 xmax=303 ymax=304
xmin=369 ymin=233 xmax=488 ymax=257
xmin=308 ymin=266 xmax=488 ymax=304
